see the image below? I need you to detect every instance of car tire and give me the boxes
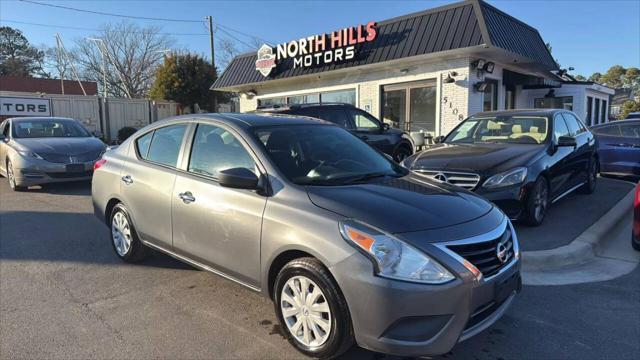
[578,157,598,194]
[392,146,412,163]
[6,160,26,191]
[109,203,149,263]
[273,257,354,359]
[523,176,549,226]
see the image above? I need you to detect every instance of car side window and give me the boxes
[346,109,380,131]
[553,115,570,142]
[0,121,9,137]
[146,124,187,167]
[315,107,352,129]
[593,125,621,137]
[135,131,154,159]
[620,124,640,138]
[188,123,256,179]
[561,113,583,136]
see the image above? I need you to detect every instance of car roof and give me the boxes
[9,116,75,122]
[159,112,334,129]
[471,109,565,118]
[255,102,354,112]
[591,119,640,127]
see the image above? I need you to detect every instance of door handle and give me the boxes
[121,175,133,185]
[178,191,195,204]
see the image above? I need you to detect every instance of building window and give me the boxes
[320,89,356,105]
[594,98,601,125]
[601,100,608,123]
[483,79,499,111]
[586,97,593,126]
[258,97,286,107]
[381,80,436,133]
[287,93,320,104]
[505,84,516,110]
[534,96,573,111]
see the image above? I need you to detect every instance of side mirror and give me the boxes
[434,135,445,144]
[382,123,390,131]
[557,136,577,147]
[92,131,104,138]
[218,167,259,189]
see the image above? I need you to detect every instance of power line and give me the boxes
[18,0,202,23]
[0,19,209,36]
[19,0,275,44]
[216,23,272,45]
[215,26,257,50]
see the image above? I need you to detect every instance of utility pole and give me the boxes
[55,35,65,95]
[87,38,108,99]
[207,15,217,112]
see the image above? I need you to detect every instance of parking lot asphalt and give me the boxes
[1,180,639,359]
[514,176,634,251]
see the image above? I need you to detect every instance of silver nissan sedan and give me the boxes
[0,117,106,191]
[92,113,521,358]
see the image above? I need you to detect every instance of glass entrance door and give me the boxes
[382,80,437,134]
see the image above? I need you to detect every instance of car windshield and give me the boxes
[254,125,406,186]
[445,116,549,144]
[12,119,90,138]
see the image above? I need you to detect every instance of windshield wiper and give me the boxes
[340,171,400,184]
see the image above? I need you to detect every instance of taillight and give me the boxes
[635,183,640,208]
[94,159,107,171]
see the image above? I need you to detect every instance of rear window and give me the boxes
[136,131,154,159]
[145,124,187,167]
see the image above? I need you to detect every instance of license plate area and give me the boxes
[66,164,85,172]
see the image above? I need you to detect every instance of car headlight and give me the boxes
[17,150,44,160]
[340,219,454,284]
[483,167,527,189]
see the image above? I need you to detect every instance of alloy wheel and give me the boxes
[533,180,548,222]
[280,275,332,348]
[111,211,132,256]
[7,161,16,190]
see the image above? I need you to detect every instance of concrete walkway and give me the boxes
[522,184,639,285]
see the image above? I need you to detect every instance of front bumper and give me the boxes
[475,184,529,220]
[11,157,96,186]
[330,237,521,357]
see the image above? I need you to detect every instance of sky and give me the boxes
[1,0,639,77]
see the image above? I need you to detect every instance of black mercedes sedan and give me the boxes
[402,109,598,226]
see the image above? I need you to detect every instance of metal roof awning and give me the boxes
[503,69,561,89]
[212,0,559,91]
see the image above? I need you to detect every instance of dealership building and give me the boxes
[212,0,613,137]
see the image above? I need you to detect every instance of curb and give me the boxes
[522,186,635,271]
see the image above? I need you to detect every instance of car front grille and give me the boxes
[412,169,480,190]
[39,150,102,164]
[446,226,515,279]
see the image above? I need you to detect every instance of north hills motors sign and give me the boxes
[255,21,378,77]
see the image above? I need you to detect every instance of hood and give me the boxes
[13,137,105,155]
[306,173,493,234]
[407,142,545,174]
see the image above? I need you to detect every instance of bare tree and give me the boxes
[217,36,262,71]
[74,21,174,98]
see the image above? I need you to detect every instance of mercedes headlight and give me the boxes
[17,150,44,160]
[340,219,454,284]
[483,167,527,188]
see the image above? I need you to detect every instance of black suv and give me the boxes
[402,109,598,226]
[257,103,414,161]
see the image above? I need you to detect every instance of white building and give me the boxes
[212,0,613,135]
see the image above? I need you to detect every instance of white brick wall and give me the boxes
[239,57,475,136]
